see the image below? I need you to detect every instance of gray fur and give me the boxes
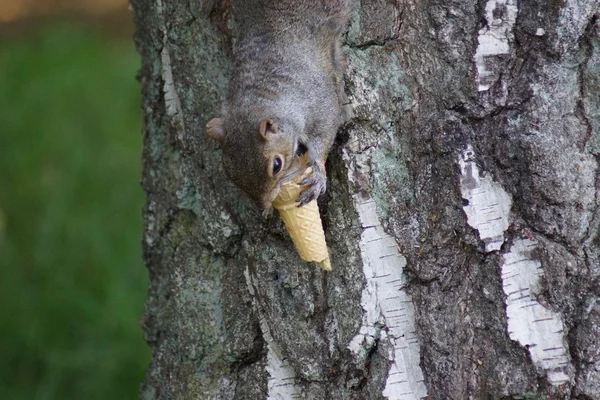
[213,0,351,209]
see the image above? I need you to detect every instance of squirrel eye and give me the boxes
[273,156,283,175]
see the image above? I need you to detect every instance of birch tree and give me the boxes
[133,0,600,398]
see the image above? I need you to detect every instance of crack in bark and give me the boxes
[230,321,266,373]
[578,16,600,248]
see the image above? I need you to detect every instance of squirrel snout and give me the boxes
[255,186,283,210]
[256,199,273,210]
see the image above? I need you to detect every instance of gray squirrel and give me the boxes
[206,0,351,209]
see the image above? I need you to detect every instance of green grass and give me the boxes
[0,22,150,399]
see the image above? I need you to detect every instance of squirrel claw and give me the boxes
[297,170,326,207]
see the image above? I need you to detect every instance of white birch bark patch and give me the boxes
[348,196,428,400]
[244,268,302,399]
[157,0,184,129]
[473,0,518,91]
[501,239,571,385]
[459,145,512,252]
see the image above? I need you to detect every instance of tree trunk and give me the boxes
[132,0,600,399]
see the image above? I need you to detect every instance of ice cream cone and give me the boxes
[273,160,331,271]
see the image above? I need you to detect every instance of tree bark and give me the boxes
[133,0,600,399]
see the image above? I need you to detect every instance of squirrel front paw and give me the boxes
[297,167,327,207]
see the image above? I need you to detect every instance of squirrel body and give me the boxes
[207,0,351,209]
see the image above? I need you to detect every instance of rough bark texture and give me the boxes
[133,0,600,399]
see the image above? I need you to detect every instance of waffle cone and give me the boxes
[273,164,331,271]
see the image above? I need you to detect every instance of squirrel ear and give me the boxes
[258,119,277,141]
[206,118,226,143]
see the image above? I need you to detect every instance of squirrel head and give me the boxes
[206,116,298,209]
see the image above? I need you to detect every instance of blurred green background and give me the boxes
[0,2,150,399]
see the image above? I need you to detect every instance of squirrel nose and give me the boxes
[257,188,281,210]
[255,198,272,210]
